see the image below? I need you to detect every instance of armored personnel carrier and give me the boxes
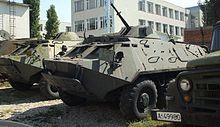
[151,22,220,126]
[42,4,207,120]
[0,32,82,99]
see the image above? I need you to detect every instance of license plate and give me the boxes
[156,112,181,122]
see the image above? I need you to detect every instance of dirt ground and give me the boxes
[0,84,126,127]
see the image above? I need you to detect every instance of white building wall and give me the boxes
[72,0,187,41]
[0,1,29,39]
[71,0,107,36]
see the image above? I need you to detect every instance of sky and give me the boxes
[14,0,204,23]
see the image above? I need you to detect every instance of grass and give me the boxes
[128,115,174,127]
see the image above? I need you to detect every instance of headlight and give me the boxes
[179,79,192,92]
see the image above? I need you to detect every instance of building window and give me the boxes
[104,16,108,28]
[87,17,98,30]
[155,4,161,15]
[169,25,174,35]
[181,27,184,36]
[101,15,113,28]
[180,12,184,21]
[175,26,179,35]
[147,2,154,14]
[100,0,104,7]
[138,0,145,12]
[110,15,113,28]
[156,22,161,32]
[148,21,154,29]
[163,24,168,33]
[169,8,173,19]
[74,0,84,12]
[66,26,71,32]
[191,15,196,28]
[75,20,85,32]
[86,0,98,10]
[139,19,146,26]
[100,16,104,28]
[162,6,167,17]
[175,10,179,20]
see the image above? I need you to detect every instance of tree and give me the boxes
[199,0,216,26]
[23,0,41,38]
[45,5,60,39]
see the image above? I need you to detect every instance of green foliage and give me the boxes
[199,0,216,26]
[23,0,41,38]
[128,116,173,127]
[45,5,60,39]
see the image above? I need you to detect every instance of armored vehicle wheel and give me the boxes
[59,89,86,106]
[39,79,59,100]
[120,80,157,120]
[8,80,32,91]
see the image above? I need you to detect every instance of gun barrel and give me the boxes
[110,3,131,35]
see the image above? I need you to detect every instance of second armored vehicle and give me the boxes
[41,4,207,120]
[0,32,82,99]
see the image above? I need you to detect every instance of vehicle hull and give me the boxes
[0,57,42,84]
[42,60,129,100]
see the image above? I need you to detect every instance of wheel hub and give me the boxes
[140,93,149,107]
[49,84,58,92]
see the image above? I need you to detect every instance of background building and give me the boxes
[71,0,187,41]
[184,1,220,47]
[186,6,203,28]
[0,0,29,39]
[214,0,220,23]
[39,20,71,38]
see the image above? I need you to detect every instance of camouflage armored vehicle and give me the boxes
[0,30,33,83]
[151,22,220,126]
[0,32,82,99]
[42,4,207,120]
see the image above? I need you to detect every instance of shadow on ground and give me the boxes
[8,102,127,127]
[0,85,47,105]
[7,101,184,127]
[0,84,195,127]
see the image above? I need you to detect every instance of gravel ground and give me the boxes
[0,84,126,127]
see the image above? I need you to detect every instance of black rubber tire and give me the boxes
[39,79,60,100]
[120,80,158,121]
[9,79,32,91]
[59,89,86,106]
